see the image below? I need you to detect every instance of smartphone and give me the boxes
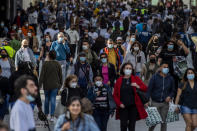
[65,110,71,121]
[137,56,141,63]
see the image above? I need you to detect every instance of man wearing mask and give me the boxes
[116,37,125,56]
[100,39,123,72]
[50,32,71,81]
[25,30,39,53]
[0,21,8,38]
[15,39,37,72]
[66,24,80,55]
[22,21,35,37]
[10,75,38,131]
[70,52,93,96]
[146,61,175,131]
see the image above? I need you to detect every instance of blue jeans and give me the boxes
[44,88,58,115]
[0,101,7,120]
[93,109,110,131]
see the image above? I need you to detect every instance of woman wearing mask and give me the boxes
[39,50,62,122]
[122,41,146,77]
[158,40,189,75]
[0,49,15,78]
[175,68,197,131]
[17,27,24,41]
[54,97,100,131]
[39,34,52,61]
[61,75,85,107]
[141,53,159,85]
[123,33,136,53]
[146,35,161,57]
[97,53,116,87]
[113,62,148,131]
[87,74,116,131]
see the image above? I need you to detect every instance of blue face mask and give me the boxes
[46,38,50,42]
[162,68,169,74]
[79,57,86,62]
[187,74,195,80]
[26,95,35,102]
[167,44,174,50]
[59,37,64,43]
[101,58,107,63]
[131,38,135,42]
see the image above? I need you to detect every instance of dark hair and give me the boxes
[130,41,142,51]
[48,50,56,60]
[67,96,82,108]
[14,75,35,98]
[0,49,9,56]
[100,53,107,58]
[120,62,135,76]
[66,96,84,118]
[160,61,169,66]
[64,75,78,88]
[182,68,197,82]
[0,122,8,130]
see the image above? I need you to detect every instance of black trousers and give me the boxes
[69,44,76,57]
[120,105,138,131]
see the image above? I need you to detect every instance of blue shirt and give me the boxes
[50,41,70,61]
[136,23,143,33]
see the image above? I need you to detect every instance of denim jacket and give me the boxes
[54,114,100,131]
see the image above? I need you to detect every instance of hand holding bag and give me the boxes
[166,101,179,123]
[145,107,162,127]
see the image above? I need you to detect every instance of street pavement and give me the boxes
[4,91,196,131]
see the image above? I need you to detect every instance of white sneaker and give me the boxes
[50,116,57,123]
[47,115,51,120]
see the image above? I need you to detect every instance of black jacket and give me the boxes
[97,63,116,87]
[0,76,9,100]
[61,87,85,106]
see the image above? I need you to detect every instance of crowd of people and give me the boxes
[0,0,197,131]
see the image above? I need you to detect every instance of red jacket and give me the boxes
[113,75,148,120]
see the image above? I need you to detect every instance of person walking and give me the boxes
[39,50,62,122]
[113,62,148,131]
[50,32,71,81]
[175,68,197,131]
[10,75,38,131]
[54,97,100,131]
[87,74,116,131]
[147,61,176,131]
[61,75,85,107]
[70,52,93,96]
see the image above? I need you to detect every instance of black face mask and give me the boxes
[23,45,28,48]
[150,58,156,63]
[1,54,7,58]
[117,42,122,45]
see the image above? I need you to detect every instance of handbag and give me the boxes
[136,88,149,104]
[166,101,179,123]
[145,107,162,127]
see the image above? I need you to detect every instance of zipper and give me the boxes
[160,77,165,102]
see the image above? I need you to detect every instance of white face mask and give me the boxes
[27,33,31,37]
[82,45,88,50]
[70,82,77,88]
[134,47,139,51]
[108,44,113,49]
[124,69,132,76]
[95,81,102,87]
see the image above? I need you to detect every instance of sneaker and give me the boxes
[50,116,57,123]
[47,115,51,120]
